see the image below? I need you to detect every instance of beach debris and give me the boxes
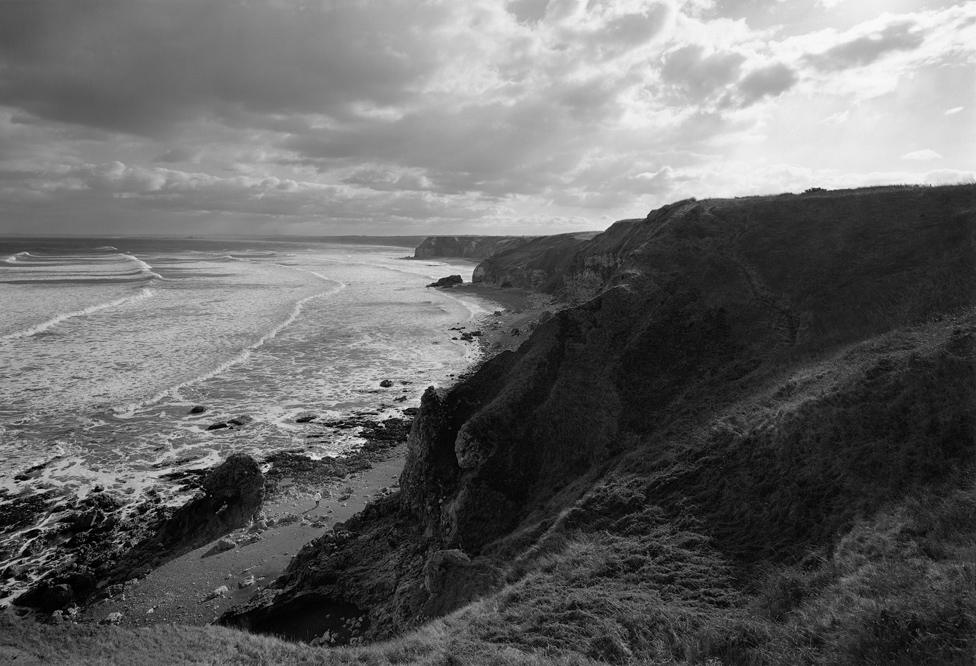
[238,575,256,589]
[204,585,229,601]
[276,513,300,527]
[203,536,237,558]
[379,379,394,387]
[189,405,207,415]
[239,533,262,547]
[101,611,123,625]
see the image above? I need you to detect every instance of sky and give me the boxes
[0,0,973,237]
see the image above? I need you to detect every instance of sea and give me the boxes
[0,237,494,602]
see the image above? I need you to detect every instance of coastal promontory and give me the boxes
[217,184,976,662]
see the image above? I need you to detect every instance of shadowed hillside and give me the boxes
[215,184,976,663]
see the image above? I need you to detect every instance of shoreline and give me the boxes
[61,281,555,629]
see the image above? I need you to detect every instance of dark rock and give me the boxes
[426,275,463,288]
[295,413,318,423]
[379,379,394,388]
[16,453,264,612]
[206,422,228,431]
[228,415,253,427]
[14,582,73,612]
[421,549,502,618]
[202,537,237,558]
[110,453,263,574]
[189,405,207,415]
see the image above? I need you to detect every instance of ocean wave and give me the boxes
[113,279,347,416]
[3,251,32,264]
[0,288,156,341]
[119,253,166,281]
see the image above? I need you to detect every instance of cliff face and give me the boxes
[222,185,976,662]
[471,231,602,292]
[412,235,536,259]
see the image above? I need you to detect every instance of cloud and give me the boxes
[0,1,972,236]
[901,149,942,161]
[0,0,446,136]
[735,62,798,105]
[660,45,746,102]
[805,20,925,71]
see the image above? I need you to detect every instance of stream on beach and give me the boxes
[0,237,494,605]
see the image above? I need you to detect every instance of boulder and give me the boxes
[189,405,207,415]
[206,422,228,431]
[104,454,263,588]
[14,582,73,613]
[421,549,503,618]
[426,275,463,288]
[379,379,394,388]
[203,537,237,558]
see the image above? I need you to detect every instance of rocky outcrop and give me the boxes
[413,236,536,259]
[221,184,976,650]
[471,230,602,293]
[426,275,463,288]
[14,454,263,612]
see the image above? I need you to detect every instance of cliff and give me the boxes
[220,184,976,663]
[471,230,602,292]
[412,235,537,259]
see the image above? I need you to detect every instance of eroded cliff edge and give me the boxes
[222,185,976,663]
[412,235,536,260]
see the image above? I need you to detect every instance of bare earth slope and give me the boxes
[217,184,976,663]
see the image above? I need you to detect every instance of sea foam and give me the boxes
[0,287,156,341]
[113,278,347,415]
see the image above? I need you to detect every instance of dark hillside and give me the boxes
[222,184,976,663]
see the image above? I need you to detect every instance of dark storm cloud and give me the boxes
[0,0,442,135]
[806,20,926,71]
